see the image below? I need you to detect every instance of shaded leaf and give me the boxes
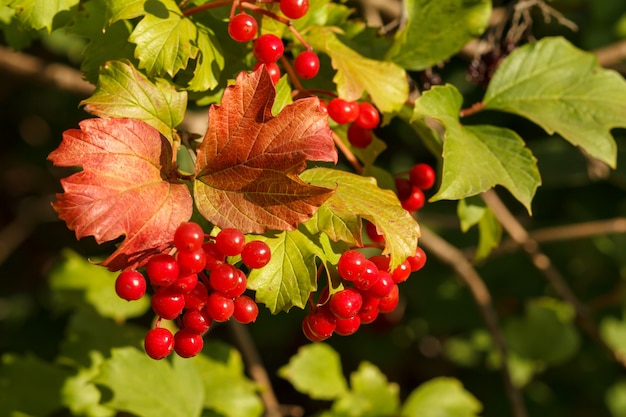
[386,0,491,70]
[246,229,324,313]
[484,36,626,167]
[310,30,408,113]
[104,0,146,24]
[81,60,187,140]
[401,377,482,417]
[49,248,150,321]
[48,118,193,271]
[186,23,224,92]
[7,0,78,31]
[95,347,204,417]
[413,84,540,213]
[301,167,420,270]
[61,352,116,417]
[194,68,337,234]
[278,343,348,401]
[457,197,502,262]
[129,0,198,77]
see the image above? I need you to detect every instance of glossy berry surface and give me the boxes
[335,315,361,336]
[327,98,360,124]
[409,163,436,190]
[353,260,379,291]
[253,34,284,63]
[365,221,384,243]
[241,240,271,269]
[171,273,198,293]
[209,263,239,293]
[280,0,309,19]
[355,102,380,129]
[378,284,400,313]
[261,62,281,85]
[177,248,206,274]
[215,228,246,256]
[182,309,212,334]
[294,51,320,79]
[146,253,179,287]
[347,123,373,148]
[174,329,204,358]
[206,292,235,322]
[144,327,174,360]
[407,247,427,272]
[151,288,185,320]
[303,307,335,340]
[391,259,411,283]
[233,295,259,324]
[184,282,209,311]
[202,241,225,270]
[228,13,258,42]
[173,221,204,252]
[329,288,363,319]
[368,270,394,298]
[115,270,146,301]
[337,250,366,281]
[400,186,425,212]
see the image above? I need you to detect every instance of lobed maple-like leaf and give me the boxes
[193,67,338,234]
[48,118,193,271]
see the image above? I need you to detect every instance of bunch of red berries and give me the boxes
[227,0,320,83]
[395,163,436,213]
[323,98,381,149]
[114,222,271,360]
[302,247,426,341]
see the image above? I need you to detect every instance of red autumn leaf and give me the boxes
[193,67,338,233]
[48,118,193,271]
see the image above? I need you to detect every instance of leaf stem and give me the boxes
[331,131,363,174]
[182,0,233,16]
[459,101,485,118]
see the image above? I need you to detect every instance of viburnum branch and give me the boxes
[279,55,305,93]
[239,2,312,50]
[459,101,485,118]
[481,189,626,369]
[418,225,528,417]
[331,131,363,174]
[182,0,233,16]
[228,321,284,417]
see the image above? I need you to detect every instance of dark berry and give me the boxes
[347,123,373,148]
[202,241,225,270]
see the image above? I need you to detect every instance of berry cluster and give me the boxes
[227,0,320,84]
[324,98,381,149]
[303,248,426,341]
[394,163,436,214]
[114,222,271,360]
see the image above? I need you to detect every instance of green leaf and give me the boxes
[0,353,71,417]
[301,167,420,270]
[61,352,116,417]
[0,5,38,49]
[193,341,263,417]
[601,310,626,360]
[96,347,204,417]
[310,30,408,113]
[606,380,626,417]
[104,0,147,24]
[386,0,491,70]
[186,23,224,92]
[246,229,324,313]
[272,75,294,115]
[7,0,78,31]
[80,60,187,139]
[330,362,400,417]
[413,84,541,213]
[278,343,348,400]
[48,249,150,321]
[505,298,581,366]
[401,377,482,417]
[484,36,626,168]
[129,0,199,77]
[457,196,502,262]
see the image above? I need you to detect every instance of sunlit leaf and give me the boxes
[401,377,482,417]
[7,0,78,31]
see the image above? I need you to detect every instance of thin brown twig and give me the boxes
[228,321,284,417]
[481,189,626,369]
[332,131,363,174]
[419,225,528,417]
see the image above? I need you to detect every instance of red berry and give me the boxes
[146,253,179,287]
[327,98,360,124]
[368,255,390,272]
[215,228,246,256]
[144,327,174,360]
[407,247,427,272]
[280,0,309,19]
[368,270,394,298]
[304,306,335,340]
[151,287,185,320]
[262,62,281,85]
[329,288,363,319]
[355,102,380,129]
[302,317,326,342]
[394,178,413,201]
[177,248,206,274]
[365,221,384,243]
[171,273,198,293]
[233,295,259,324]
[206,292,235,322]
[174,221,204,252]
[174,329,204,358]
[222,269,247,298]
[182,309,212,334]
[378,284,399,313]
[409,163,436,190]
[347,123,373,148]
[115,270,146,301]
[184,282,210,311]
[202,241,225,270]
[359,305,379,324]
[241,240,271,269]
[209,263,239,293]
[335,315,361,336]
[294,50,320,79]
[253,34,284,63]
[401,186,425,212]
[391,259,411,283]
[337,250,367,281]
[228,13,258,42]
[353,260,380,291]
